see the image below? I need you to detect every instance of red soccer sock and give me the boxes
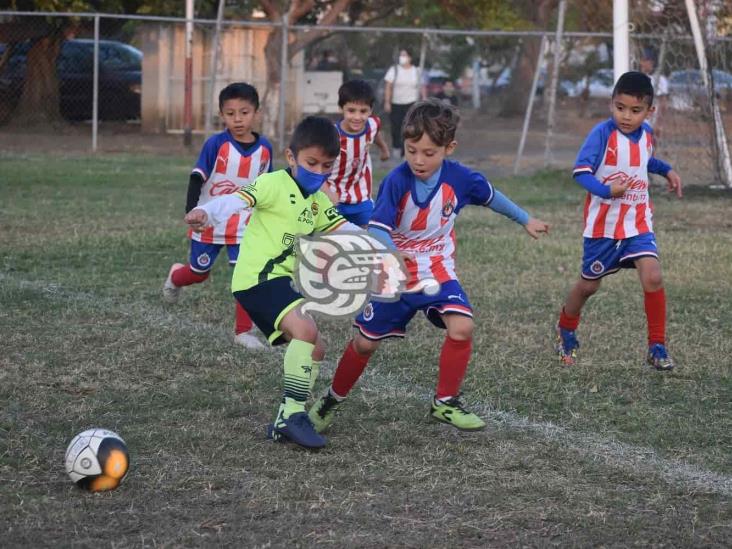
[558,307,580,331]
[234,301,253,334]
[331,340,372,398]
[436,336,472,400]
[644,288,666,345]
[171,264,209,287]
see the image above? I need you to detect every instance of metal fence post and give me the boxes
[514,34,547,175]
[183,0,194,147]
[204,0,225,137]
[544,0,566,168]
[278,13,288,150]
[92,14,99,152]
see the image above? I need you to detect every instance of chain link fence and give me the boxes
[1,2,730,183]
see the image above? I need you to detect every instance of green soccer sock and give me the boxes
[281,339,315,419]
[309,360,322,393]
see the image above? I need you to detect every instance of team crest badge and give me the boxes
[197,253,211,268]
[441,200,455,218]
[362,303,374,321]
[311,202,319,217]
[590,260,604,274]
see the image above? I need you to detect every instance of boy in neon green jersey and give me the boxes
[185,116,363,449]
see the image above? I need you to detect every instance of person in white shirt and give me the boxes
[384,49,427,157]
[640,49,668,138]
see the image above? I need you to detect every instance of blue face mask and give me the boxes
[295,164,329,195]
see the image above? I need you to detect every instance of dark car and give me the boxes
[0,38,141,121]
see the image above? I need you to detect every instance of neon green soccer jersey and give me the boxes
[230,169,346,292]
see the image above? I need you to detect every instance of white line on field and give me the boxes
[329,366,732,497]
[3,272,730,496]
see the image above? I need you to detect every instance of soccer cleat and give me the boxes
[162,263,184,303]
[308,391,342,433]
[555,324,580,366]
[272,411,326,449]
[430,394,486,431]
[647,343,674,371]
[234,331,266,350]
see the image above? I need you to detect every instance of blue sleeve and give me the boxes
[574,172,612,198]
[367,226,396,250]
[193,135,221,179]
[466,167,494,206]
[369,171,403,231]
[573,121,609,177]
[648,157,672,176]
[486,189,530,225]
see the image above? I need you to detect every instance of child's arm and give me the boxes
[185,172,205,213]
[184,192,251,232]
[648,157,682,198]
[574,172,629,198]
[374,132,391,161]
[487,189,550,239]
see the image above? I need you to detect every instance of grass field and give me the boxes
[1,152,731,547]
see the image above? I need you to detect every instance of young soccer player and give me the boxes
[308,99,550,433]
[554,71,683,370]
[162,82,272,350]
[323,79,391,226]
[184,116,365,449]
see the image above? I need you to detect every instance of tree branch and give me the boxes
[258,0,281,20]
[287,0,354,55]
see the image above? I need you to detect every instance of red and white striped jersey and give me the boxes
[370,161,494,292]
[190,131,272,244]
[575,123,654,239]
[327,116,380,205]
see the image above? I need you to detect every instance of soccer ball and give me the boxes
[64,428,129,492]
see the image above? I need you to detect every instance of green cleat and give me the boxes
[430,394,486,431]
[308,391,342,433]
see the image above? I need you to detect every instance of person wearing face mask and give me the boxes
[384,49,427,157]
[184,116,366,450]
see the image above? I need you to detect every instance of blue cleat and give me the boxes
[647,344,674,371]
[270,411,326,449]
[555,324,580,366]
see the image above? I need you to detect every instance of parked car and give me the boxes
[568,68,615,99]
[0,38,142,121]
[667,68,732,110]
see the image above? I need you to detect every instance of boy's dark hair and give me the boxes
[402,98,460,146]
[612,71,654,105]
[218,82,259,111]
[289,116,340,158]
[338,79,375,108]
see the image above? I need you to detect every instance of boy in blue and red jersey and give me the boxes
[555,71,682,370]
[309,99,550,432]
[323,79,390,226]
[162,82,273,350]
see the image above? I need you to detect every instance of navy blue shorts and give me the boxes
[581,232,659,280]
[233,276,304,346]
[189,241,239,273]
[354,279,473,340]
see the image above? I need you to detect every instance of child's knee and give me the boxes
[642,270,663,291]
[353,333,379,356]
[446,321,473,341]
[578,278,600,297]
[313,335,327,361]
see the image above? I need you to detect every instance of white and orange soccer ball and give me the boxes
[64,428,129,492]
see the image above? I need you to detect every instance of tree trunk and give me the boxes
[11,34,64,127]
[261,26,284,139]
